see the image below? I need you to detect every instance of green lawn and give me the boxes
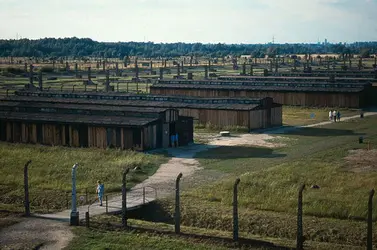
[67,216,293,250]
[0,143,168,214]
[67,216,365,250]
[68,228,232,250]
[178,116,377,247]
[283,106,361,126]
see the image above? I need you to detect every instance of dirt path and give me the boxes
[2,112,376,249]
[0,217,73,250]
[268,111,377,134]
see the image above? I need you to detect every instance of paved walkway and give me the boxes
[266,111,377,134]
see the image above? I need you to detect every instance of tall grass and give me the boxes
[0,142,168,213]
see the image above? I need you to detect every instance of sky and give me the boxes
[0,0,376,44]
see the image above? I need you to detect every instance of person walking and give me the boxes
[336,110,341,122]
[96,180,104,206]
[333,110,337,123]
[329,110,333,121]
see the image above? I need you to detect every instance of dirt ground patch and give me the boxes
[206,134,289,148]
[0,217,73,250]
[0,211,24,229]
[344,149,377,173]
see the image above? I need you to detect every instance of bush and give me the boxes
[3,67,25,75]
[39,66,54,73]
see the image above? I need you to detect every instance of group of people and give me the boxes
[329,110,341,122]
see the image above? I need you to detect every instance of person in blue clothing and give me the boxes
[96,180,104,206]
[336,110,341,122]
[175,133,179,147]
[170,134,175,147]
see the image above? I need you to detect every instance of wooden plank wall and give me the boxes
[271,106,283,127]
[249,110,266,129]
[88,126,107,148]
[165,110,179,123]
[176,117,194,146]
[151,87,362,108]
[143,125,157,150]
[0,120,170,151]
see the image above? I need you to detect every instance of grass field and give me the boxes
[143,116,377,247]
[0,143,168,214]
[282,106,361,126]
[67,216,366,250]
[68,217,291,250]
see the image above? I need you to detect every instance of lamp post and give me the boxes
[70,163,79,226]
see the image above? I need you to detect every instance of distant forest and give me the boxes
[0,38,376,59]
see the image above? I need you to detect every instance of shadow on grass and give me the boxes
[91,204,293,250]
[195,146,286,160]
[128,200,174,224]
[274,127,365,137]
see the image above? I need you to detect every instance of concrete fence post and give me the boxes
[66,192,69,209]
[122,168,130,228]
[88,67,91,82]
[269,60,273,72]
[29,64,34,87]
[367,189,375,250]
[85,211,90,228]
[75,63,78,78]
[143,187,146,204]
[135,59,139,79]
[24,160,32,216]
[38,71,43,91]
[233,178,241,242]
[175,173,183,234]
[358,58,362,71]
[159,67,163,79]
[105,70,110,92]
[297,184,306,250]
[204,66,208,79]
[70,163,79,226]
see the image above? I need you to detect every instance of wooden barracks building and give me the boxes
[0,96,193,151]
[0,91,282,151]
[150,79,374,108]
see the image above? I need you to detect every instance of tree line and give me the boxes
[0,37,376,59]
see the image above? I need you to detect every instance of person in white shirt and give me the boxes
[329,110,333,121]
[333,110,337,122]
